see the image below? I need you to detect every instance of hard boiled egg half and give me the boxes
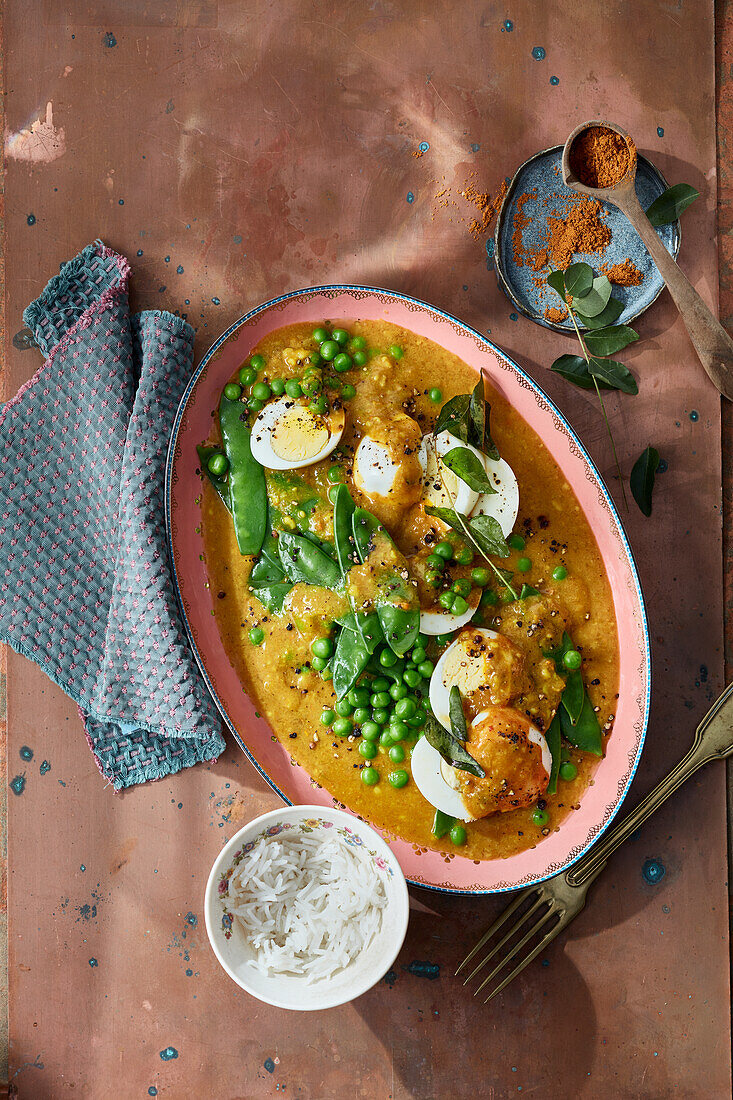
[249,396,345,471]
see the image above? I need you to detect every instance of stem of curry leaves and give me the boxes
[436,464,518,599]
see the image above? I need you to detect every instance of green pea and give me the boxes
[380,728,395,747]
[449,824,467,846]
[517,557,532,573]
[251,381,271,402]
[361,721,381,741]
[389,344,403,359]
[353,707,370,725]
[425,554,445,570]
[403,668,422,688]
[309,396,328,415]
[455,547,474,566]
[239,366,257,386]
[452,579,471,597]
[333,352,352,373]
[327,486,339,503]
[359,740,377,759]
[452,596,469,616]
[553,565,568,581]
[380,647,398,668]
[371,677,390,692]
[532,808,549,827]
[341,383,356,399]
[350,335,366,351]
[207,453,229,477]
[320,339,339,361]
[335,699,354,718]
[361,766,379,785]
[302,376,322,397]
[560,761,578,781]
[407,709,426,728]
[438,591,456,610]
[331,328,350,345]
[429,387,442,403]
[371,691,391,709]
[425,569,442,589]
[389,744,405,763]
[563,650,582,671]
[480,589,498,607]
[224,382,242,401]
[320,667,333,680]
[395,697,417,719]
[410,646,425,664]
[312,326,330,343]
[508,533,525,551]
[310,656,327,671]
[417,660,434,678]
[434,541,453,560]
[389,683,408,701]
[333,717,353,737]
[284,379,302,398]
[312,636,334,659]
[388,769,409,788]
[320,709,335,726]
[250,354,266,370]
[309,352,323,368]
[388,720,409,741]
[348,687,371,707]
[371,708,389,725]
[353,350,368,367]
[249,626,264,645]
[471,567,491,586]
[270,377,286,396]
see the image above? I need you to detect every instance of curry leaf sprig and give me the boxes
[423,686,485,778]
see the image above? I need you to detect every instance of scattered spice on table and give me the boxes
[601,259,644,286]
[430,172,507,240]
[569,125,636,189]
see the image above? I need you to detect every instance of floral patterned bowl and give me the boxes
[204,805,410,1010]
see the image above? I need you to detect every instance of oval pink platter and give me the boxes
[165,285,650,895]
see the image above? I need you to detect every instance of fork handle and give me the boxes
[566,684,733,887]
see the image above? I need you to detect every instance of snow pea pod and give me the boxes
[351,506,419,656]
[559,693,602,756]
[377,604,420,657]
[333,485,358,577]
[196,444,231,513]
[249,530,293,613]
[277,531,342,589]
[218,395,267,556]
[332,623,372,699]
[338,611,383,653]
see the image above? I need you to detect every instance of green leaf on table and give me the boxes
[584,325,639,357]
[545,712,562,795]
[550,354,594,390]
[588,356,639,395]
[563,262,594,299]
[579,296,624,330]
[560,693,603,756]
[547,270,566,298]
[630,445,661,517]
[424,715,485,778]
[443,447,496,494]
[573,275,612,318]
[645,183,699,228]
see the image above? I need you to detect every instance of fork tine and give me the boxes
[482,914,565,1003]
[462,894,548,985]
[474,905,559,999]
[455,888,535,976]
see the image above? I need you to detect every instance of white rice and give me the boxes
[225,832,388,982]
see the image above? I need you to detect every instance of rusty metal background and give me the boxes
[3,1,731,1097]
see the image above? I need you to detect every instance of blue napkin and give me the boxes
[0,242,225,788]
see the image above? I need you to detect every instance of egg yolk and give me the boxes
[439,628,530,721]
[271,406,331,463]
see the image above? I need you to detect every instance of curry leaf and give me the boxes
[583,325,639,357]
[573,275,612,318]
[550,354,595,390]
[468,514,510,558]
[579,296,624,330]
[519,583,540,600]
[424,715,485,778]
[547,270,566,298]
[442,447,496,494]
[630,445,660,517]
[588,356,638,395]
[545,712,562,795]
[468,377,486,450]
[645,183,699,228]
[563,262,594,299]
[433,394,471,443]
[449,685,469,741]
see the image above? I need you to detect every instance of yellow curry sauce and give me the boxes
[200,321,620,861]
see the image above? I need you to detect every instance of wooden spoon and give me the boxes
[562,119,733,401]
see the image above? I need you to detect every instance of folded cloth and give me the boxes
[0,241,226,788]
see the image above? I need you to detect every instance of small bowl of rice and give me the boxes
[204,805,410,1010]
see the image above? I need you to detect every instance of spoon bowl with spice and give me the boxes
[563,119,733,401]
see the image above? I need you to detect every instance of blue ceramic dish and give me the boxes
[494,145,680,332]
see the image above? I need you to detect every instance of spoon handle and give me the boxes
[614,188,733,400]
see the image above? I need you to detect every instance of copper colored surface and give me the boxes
[3,2,731,1097]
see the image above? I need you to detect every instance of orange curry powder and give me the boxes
[601,259,643,286]
[569,125,635,189]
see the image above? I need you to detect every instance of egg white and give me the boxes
[249,396,344,471]
[410,735,475,822]
[353,436,400,497]
[419,598,479,637]
[470,455,519,538]
[428,628,500,728]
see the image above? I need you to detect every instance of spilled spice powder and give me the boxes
[569,126,635,189]
[601,259,643,286]
[544,198,611,268]
[430,172,507,239]
[544,305,569,323]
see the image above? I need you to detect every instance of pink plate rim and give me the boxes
[165,284,651,895]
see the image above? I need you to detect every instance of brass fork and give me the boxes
[457,681,733,1002]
